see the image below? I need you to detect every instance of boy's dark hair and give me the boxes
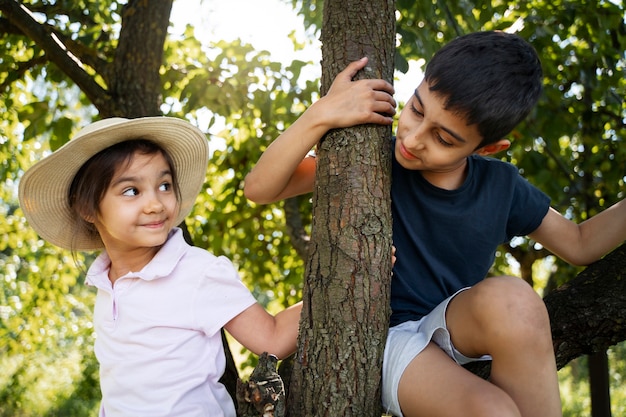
[424,31,543,148]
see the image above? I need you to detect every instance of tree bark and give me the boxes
[287,1,396,416]
[110,0,172,117]
[546,243,626,369]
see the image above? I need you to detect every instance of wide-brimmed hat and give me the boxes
[18,116,209,251]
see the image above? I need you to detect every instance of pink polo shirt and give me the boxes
[86,228,257,417]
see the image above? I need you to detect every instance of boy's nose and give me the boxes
[406,128,426,151]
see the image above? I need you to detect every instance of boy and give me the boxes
[244,31,626,417]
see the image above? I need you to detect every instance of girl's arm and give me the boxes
[224,302,303,360]
[244,57,396,204]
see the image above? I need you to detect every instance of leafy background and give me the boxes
[1,0,626,415]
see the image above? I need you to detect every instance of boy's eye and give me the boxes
[411,102,452,147]
[410,104,424,117]
[436,133,453,147]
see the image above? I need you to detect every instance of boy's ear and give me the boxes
[475,139,511,156]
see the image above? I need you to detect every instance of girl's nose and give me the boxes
[145,193,165,213]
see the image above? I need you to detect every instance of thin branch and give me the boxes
[0,0,109,108]
[283,196,311,261]
[0,53,47,93]
[53,30,114,85]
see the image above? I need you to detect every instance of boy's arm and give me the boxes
[528,199,626,266]
[244,57,396,204]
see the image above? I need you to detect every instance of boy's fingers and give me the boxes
[341,57,368,79]
[373,90,397,108]
[371,79,396,95]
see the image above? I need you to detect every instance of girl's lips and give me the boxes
[143,220,167,228]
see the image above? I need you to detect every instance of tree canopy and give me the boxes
[1,0,626,415]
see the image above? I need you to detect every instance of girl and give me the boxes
[19,116,301,417]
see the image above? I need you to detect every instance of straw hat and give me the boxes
[18,117,209,251]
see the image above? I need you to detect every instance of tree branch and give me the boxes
[0,0,109,108]
[283,197,310,260]
[0,54,46,93]
[546,243,626,369]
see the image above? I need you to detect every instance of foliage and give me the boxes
[559,340,626,416]
[0,140,98,415]
[160,28,315,300]
[0,1,315,415]
[1,0,626,415]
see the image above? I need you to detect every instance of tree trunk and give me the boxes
[589,350,612,417]
[109,0,172,118]
[287,1,396,416]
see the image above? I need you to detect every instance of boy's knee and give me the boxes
[475,277,550,338]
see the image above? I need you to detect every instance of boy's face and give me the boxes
[396,81,497,187]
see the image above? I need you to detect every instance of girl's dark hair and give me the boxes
[424,31,543,148]
[68,139,181,248]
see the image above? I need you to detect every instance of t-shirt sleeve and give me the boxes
[506,170,551,239]
[192,255,257,336]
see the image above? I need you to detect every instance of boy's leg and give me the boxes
[446,276,562,417]
[397,342,521,417]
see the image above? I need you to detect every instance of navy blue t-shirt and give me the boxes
[390,143,551,327]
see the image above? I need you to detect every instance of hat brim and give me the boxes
[18,117,209,251]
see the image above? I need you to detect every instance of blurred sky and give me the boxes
[170,0,423,103]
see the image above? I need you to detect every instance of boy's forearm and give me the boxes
[243,102,331,203]
[537,200,626,266]
[244,58,395,204]
[578,198,626,263]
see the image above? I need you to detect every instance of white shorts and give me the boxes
[381,288,491,416]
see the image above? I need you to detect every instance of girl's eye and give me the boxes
[122,187,139,196]
[159,182,172,192]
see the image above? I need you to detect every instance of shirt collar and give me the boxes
[85,227,188,287]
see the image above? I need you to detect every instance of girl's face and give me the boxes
[93,151,180,254]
